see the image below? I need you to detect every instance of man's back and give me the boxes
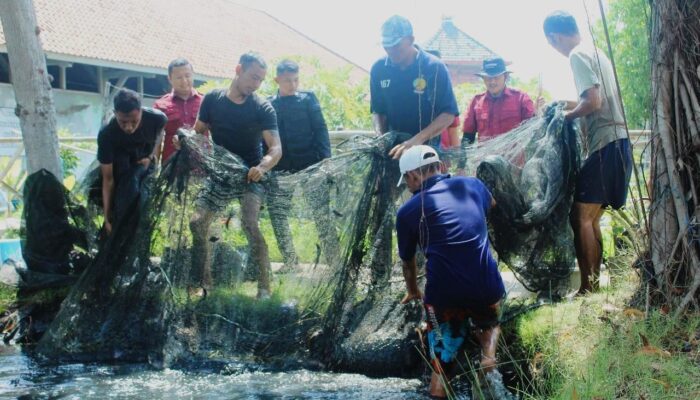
[569,46,626,155]
[396,175,504,308]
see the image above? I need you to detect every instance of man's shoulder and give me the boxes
[469,92,489,106]
[153,93,174,108]
[370,57,390,76]
[203,88,225,101]
[98,120,116,139]
[569,46,597,65]
[504,87,531,99]
[297,90,317,100]
[142,107,167,122]
[420,50,445,67]
[251,93,273,108]
[446,175,483,189]
[396,199,419,222]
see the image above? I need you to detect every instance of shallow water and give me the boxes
[0,346,427,399]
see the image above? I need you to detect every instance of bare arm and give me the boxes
[101,163,114,234]
[447,125,461,148]
[150,128,165,167]
[389,112,455,159]
[248,129,282,182]
[372,113,388,135]
[193,119,209,135]
[565,86,602,120]
[173,119,209,151]
[400,256,423,304]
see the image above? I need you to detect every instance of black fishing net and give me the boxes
[23,104,579,374]
[466,104,581,294]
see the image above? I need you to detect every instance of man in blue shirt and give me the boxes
[370,15,459,159]
[396,145,508,398]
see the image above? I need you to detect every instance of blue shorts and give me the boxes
[575,139,632,209]
[424,302,500,370]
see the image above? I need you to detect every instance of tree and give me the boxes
[592,0,652,129]
[0,0,62,179]
[649,0,700,313]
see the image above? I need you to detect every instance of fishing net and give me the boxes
[24,103,579,374]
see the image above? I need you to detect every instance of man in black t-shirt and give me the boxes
[97,88,166,235]
[189,52,282,299]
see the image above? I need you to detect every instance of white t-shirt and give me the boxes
[569,46,626,156]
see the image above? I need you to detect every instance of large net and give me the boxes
[22,104,579,374]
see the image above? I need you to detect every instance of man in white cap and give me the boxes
[396,145,510,398]
[370,15,459,159]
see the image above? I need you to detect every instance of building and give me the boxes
[0,0,367,211]
[423,17,500,85]
[0,0,367,138]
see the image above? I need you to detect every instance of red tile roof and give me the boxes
[423,17,499,65]
[0,0,367,80]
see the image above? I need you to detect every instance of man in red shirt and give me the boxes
[462,58,535,145]
[153,58,204,162]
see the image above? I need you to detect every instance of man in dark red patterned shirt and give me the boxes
[461,58,535,144]
[153,58,204,162]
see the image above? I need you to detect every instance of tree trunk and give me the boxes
[649,0,700,312]
[0,0,62,179]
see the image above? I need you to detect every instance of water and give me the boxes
[0,346,427,399]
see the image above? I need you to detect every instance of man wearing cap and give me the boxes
[396,145,509,398]
[461,57,535,146]
[543,11,632,295]
[370,15,459,159]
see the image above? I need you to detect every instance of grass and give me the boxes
[512,273,700,399]
[0,283,16,314]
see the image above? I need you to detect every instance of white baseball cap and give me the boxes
[397,145,441,187]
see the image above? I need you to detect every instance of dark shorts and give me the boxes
[424,302,501,370]
[195,178,265,213]
[575,139,632,209]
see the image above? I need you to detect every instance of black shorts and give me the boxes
[195,178,265,213]
[575,139,632,209]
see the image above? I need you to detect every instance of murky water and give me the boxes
[0,346,427,399]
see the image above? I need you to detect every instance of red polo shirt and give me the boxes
[153,90,204,162]
[462,87,535,141]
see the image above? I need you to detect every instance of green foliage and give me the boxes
[0,283,16,314]
[56,128,80,177]
[515,275,700,399]
[59,148,79,177]
[196,56,371,131]
[592,0,652,129]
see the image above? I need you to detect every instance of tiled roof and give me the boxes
[423,17,499,64]
[0,0,367,80]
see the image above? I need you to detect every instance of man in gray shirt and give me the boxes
[544,11,633,295]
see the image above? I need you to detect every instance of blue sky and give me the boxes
[235,0,608,100]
